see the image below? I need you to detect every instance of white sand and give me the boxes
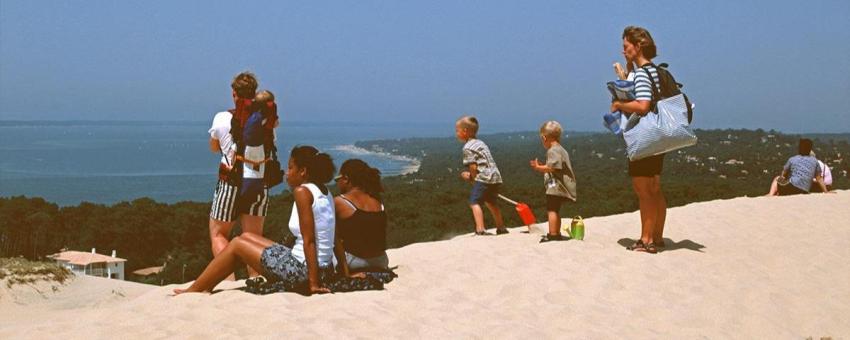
[1,192,848,339]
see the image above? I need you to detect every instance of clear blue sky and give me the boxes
[2,1,849,133]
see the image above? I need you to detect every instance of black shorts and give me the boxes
[778,182,807,196]
[546,195,569,212]
[628,153,665,177]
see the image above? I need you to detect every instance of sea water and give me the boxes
[0,121,455,205]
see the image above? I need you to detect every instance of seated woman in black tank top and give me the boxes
[332,159,389,274]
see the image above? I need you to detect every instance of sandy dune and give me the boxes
[1,192,848,339]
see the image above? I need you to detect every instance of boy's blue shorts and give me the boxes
[469,182,500,205]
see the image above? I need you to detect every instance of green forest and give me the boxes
[1,129,847,285]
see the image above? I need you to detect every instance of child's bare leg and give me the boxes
[484,201,505,229]
[470,204,486,233]
[765,176,780,196]
[174,236,266,295]
[547,210,561,236]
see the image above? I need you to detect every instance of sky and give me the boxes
[1,0,849,133]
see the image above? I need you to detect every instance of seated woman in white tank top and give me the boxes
[175,146,341,295]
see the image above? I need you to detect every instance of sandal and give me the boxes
[474,231,492,236]
[245,276,267,293]
[539,234,567,243]
[495,228,509,235]
[626,240,645,251]
[634,242,658,254]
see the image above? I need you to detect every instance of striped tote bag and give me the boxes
[622,94,697,161]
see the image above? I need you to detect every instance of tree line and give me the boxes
[1,129,847,285]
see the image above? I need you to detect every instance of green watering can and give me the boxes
[564,216,584,240]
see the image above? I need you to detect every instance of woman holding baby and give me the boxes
[610,26,667,254]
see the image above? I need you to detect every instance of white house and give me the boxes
[48,248,127,280]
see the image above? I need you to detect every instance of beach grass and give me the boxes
[0,257,72,288]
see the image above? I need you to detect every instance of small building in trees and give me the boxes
[48,249,126,280]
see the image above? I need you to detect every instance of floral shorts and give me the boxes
[259,244,334,291]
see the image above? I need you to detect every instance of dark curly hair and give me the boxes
[290,145,335,184]
[339,159,384,198]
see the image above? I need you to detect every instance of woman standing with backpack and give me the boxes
[609,26,667,254]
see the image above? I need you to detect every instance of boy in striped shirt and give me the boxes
[456,116,508,236]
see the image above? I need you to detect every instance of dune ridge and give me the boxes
[1,192,848,339]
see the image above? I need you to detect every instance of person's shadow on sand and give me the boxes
[617,238,706,253]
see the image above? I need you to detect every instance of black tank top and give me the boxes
[337,195,387,258]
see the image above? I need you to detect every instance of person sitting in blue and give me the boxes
[765,138,830,196]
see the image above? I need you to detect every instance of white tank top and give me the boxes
[288,183,335,266]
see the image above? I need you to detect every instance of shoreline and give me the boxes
[330,143,422,176]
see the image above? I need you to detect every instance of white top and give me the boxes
[289,183,336,266]
[817,160,833,186]
[243,145,265,178]
[208,111,235,166]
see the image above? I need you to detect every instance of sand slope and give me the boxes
[1,192,848,339]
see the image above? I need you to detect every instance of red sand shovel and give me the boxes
[497,194,537,230]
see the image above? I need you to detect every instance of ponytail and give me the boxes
[290,146,335,184]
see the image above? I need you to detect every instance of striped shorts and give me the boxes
[209,180,269,222]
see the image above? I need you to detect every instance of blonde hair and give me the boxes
[254,89,274,104]
[539,121,562,141]
[456,115,479,136]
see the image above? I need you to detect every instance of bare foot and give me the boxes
[172,288,189,295]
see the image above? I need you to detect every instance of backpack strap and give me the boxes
[640,64,661,112]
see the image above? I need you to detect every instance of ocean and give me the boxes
[0,121,461,206]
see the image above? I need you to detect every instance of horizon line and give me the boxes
[0,119,848,135]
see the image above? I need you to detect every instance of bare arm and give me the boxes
[611,100,651,116]
[468,163,479,181]
[815,175,830,193]
[529,159,555,173]
[209,138,221,153]
[294,186,330,295]
[333,235,350,277]
[332,197,355,277]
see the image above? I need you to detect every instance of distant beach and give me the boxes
[0,122,426,205]
[0,120,530,205]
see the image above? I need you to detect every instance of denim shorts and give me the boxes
[469,181,500,205]
[346,252,390,272]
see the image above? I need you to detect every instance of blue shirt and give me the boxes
[784,155,821,192]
